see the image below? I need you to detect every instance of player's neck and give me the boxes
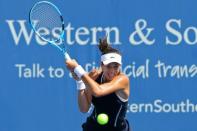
[101,73,110,83]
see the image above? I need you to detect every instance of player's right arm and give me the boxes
[73,69,101,113]
[78,88,92,113]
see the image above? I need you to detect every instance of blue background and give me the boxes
[0,0,197,131]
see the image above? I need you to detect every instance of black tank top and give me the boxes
[90,73,128,127]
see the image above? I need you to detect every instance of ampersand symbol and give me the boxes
[129,19,155,45]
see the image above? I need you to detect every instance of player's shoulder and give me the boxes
[111,73,129,88]
[119,73,129,80]
[114,73,129,83]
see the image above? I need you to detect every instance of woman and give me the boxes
[66,38,130,131]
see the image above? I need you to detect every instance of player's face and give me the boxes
[102,62,120,81]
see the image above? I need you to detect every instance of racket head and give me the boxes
[29,1,65,47]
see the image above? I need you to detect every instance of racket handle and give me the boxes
[64,52,71,60]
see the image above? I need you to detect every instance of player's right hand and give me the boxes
[65,59,79,71]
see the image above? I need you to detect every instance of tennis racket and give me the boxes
[29,1,71,60]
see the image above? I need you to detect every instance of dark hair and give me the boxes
[98,37,121,55]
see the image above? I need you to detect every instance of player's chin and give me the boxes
[106,74,115,81]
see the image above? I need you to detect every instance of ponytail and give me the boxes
[98,37,120,55]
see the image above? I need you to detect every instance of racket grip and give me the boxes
[64,52,71,60]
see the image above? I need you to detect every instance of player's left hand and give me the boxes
[70,71,80,81]
[88,68,102,80]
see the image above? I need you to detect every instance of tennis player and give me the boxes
[66,38,130,131]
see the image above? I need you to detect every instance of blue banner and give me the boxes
[0,0,197,131]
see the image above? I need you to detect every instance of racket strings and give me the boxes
[30,2,63,42]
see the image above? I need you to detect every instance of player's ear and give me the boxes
[100,62,104,67]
